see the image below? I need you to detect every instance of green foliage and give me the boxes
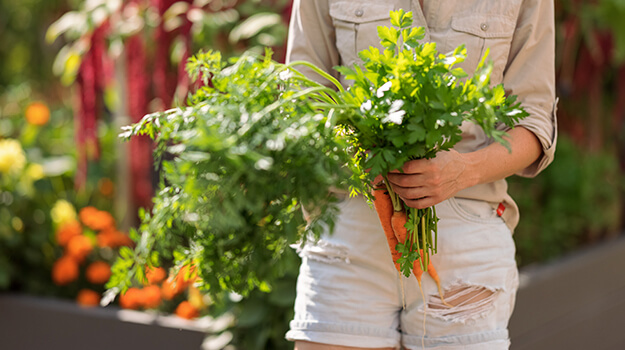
[0,0,69,88]
[333,10,528,276]
[110,49,354,300]
[0,84,117,296]
[210,250,299,350]
[510,135,623,266]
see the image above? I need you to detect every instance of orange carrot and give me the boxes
[391,210,408,244]
[413,255,424,286]
[375,188,451,307]
[426,257,453,307]
[372,187,401,271]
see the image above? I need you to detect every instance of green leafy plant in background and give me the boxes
[0,84,118,296]
[510,135,623,267]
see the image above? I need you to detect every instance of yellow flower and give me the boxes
[0,139,26,175]
[51,199,77,225]
[24,163,45,181]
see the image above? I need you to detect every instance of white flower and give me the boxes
[376,81,392,98]
[382,100,406,125]
[360,100,372,113]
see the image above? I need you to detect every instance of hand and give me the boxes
[386,150,469,209]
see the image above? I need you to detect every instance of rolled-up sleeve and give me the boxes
[285,0,340,86]
[502,0,558,177]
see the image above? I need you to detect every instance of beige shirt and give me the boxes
[286,0,558,231]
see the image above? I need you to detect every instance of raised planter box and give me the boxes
[2,236,623,350]
[0,294,232,350]
[510,235,625,350]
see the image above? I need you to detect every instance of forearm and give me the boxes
[458,126,542,190]
[387,126,542,209]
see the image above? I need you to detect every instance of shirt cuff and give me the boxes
[511,98,558,178]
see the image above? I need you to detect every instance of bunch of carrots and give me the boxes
[372,182,450,306]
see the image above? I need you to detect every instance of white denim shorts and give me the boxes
[286,195,519,349]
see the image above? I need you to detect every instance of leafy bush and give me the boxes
[510,135,623,267]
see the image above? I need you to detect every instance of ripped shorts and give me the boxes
[286,195,519,349]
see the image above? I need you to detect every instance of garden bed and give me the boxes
[0,294,233,350]
[2,235,624,350]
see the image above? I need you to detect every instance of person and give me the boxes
[284,0,557,349]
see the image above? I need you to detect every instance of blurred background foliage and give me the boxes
[1,0,625,349]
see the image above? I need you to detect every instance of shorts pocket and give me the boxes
[448,197,503,225]
[446,13,516,83]
[329,1,396,67]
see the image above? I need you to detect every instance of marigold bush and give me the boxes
[52,256,79,285]
[142,285,163,309]
[96,229,132,248]
[119,287,143,310]
[146,266,167,285]
[55,220,82,247]
[66,235,93,262]
[76,289,101,307]
[86,261,111,284]
[175,301,200,320]
[79,206,115,231]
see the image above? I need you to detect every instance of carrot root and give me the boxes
[426,260,454,308]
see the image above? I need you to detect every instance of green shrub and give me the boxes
[509,135,623,267]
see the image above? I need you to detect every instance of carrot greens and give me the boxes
[108,49,357,298]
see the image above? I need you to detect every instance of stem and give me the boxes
[427,207,434,254]
[254,86,333,124]
[433,205,438,254]
[286,61,345,93]
[383,176,403,212]
[421,212,427,271]
[414,210,421,256]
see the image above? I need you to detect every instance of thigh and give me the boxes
[400,198,519,349]
[286,196,403,349]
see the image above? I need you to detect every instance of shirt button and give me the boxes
[480,22,489,31]
[355,9,364,17]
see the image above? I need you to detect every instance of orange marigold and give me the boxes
[52,256,79,285]
[76,289,101,307]
[146,266,167,285]
[66,235,93,262]
[96,229,133,248]
[119,287,143,310]
[175,301,200,320]
[142,285,162,309]
[85,261,111,284]
[25,101,50,126]
[97,178,115,197]
[173,264,197,288]
[55,220,82,247]
[161,278,185,300]
[79,207,115,231]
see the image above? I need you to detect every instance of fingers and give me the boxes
[372,174,385,187]
[389,182,440,209]
[389,158,431,174]
[402,197,438,209]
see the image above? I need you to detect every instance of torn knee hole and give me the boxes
[427,285,498,322]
